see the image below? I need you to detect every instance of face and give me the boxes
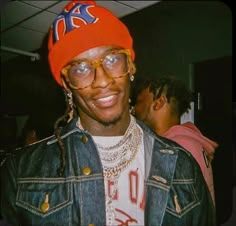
[64,46,132,126]
[134,87,155,127]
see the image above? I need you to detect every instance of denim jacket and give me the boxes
[1,118,216,226]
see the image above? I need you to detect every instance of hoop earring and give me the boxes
[130,75,134,82]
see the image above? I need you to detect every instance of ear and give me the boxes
[152,96,167,111]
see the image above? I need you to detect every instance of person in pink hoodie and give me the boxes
[132,75,218,205]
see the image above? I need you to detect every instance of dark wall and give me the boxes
[1,35,65,116]
[1,1,232,115]
[121,1,232,85]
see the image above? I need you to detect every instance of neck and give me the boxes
[154,115,180,136]
[78,112,131,136]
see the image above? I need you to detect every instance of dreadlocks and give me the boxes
[54,89,76,176]
[133,75,193,117]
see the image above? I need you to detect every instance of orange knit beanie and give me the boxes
[48,0,135,86]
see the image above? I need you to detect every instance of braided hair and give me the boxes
[133,75,193,117]
[53,89,76,176]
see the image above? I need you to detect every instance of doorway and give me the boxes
[193,56,233,225]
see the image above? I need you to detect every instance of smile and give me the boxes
[98,95,115,102]
[95,95,118,107]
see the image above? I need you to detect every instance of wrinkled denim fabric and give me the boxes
[1,118,216,226]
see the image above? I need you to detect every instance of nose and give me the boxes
[91,65,114,88]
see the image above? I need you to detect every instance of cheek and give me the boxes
[117,77,131,100]
[134,104,145,119]
[72,90,91,109]
[122,76,131,89]
[135,101,152,120]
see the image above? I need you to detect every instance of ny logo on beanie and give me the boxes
[52,2,98,43]
[48,0,134,86]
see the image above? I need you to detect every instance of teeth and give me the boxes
[98,95,114,102]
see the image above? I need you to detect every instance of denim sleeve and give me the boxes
[161,148,216,226]
[1,155,20,226]
[193,158,216,226]
[174,153,216,226]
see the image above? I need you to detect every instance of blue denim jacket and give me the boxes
[1,118,215,226]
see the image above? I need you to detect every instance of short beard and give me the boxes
[98,115,122,127]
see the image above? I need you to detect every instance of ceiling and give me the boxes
[1,0,159,63]
[0,0,160,116]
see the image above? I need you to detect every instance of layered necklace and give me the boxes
[77,115,143,225]
[77,115,142,178]
[96,115,142,178]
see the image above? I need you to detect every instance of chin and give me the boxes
[96,108,124,126]
[98,115,122,126]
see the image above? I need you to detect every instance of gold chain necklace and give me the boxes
[77,116,142,178]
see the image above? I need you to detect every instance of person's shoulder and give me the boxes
[153,134,200,178]
[0,147,20,168]
[138,119,197,170]
[157,135,193,158]
[160,135,201,177]
[137,119,192,155]
[0,135,55,167]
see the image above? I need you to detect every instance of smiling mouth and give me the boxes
[95,94,118,107]
[98,95,114,102]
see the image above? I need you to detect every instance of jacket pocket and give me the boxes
[166,179,200,218]
[16,181,73,218]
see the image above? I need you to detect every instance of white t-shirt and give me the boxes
[93,126,145,226]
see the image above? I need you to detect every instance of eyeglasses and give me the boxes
[61,49,131,89]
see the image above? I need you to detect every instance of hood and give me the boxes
[163,122,218,158]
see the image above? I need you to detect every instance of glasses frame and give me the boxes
[61,48,132,90]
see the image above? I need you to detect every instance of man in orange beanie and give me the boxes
[1,1,215,225]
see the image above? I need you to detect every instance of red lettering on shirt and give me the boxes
[139,190,146,210]
[114,208,138,226]
[108,179,118,200]
[129,170,139,204]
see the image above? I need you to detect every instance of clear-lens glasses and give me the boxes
[62,49,131,89]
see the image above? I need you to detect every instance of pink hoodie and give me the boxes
[163,121,218,205]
